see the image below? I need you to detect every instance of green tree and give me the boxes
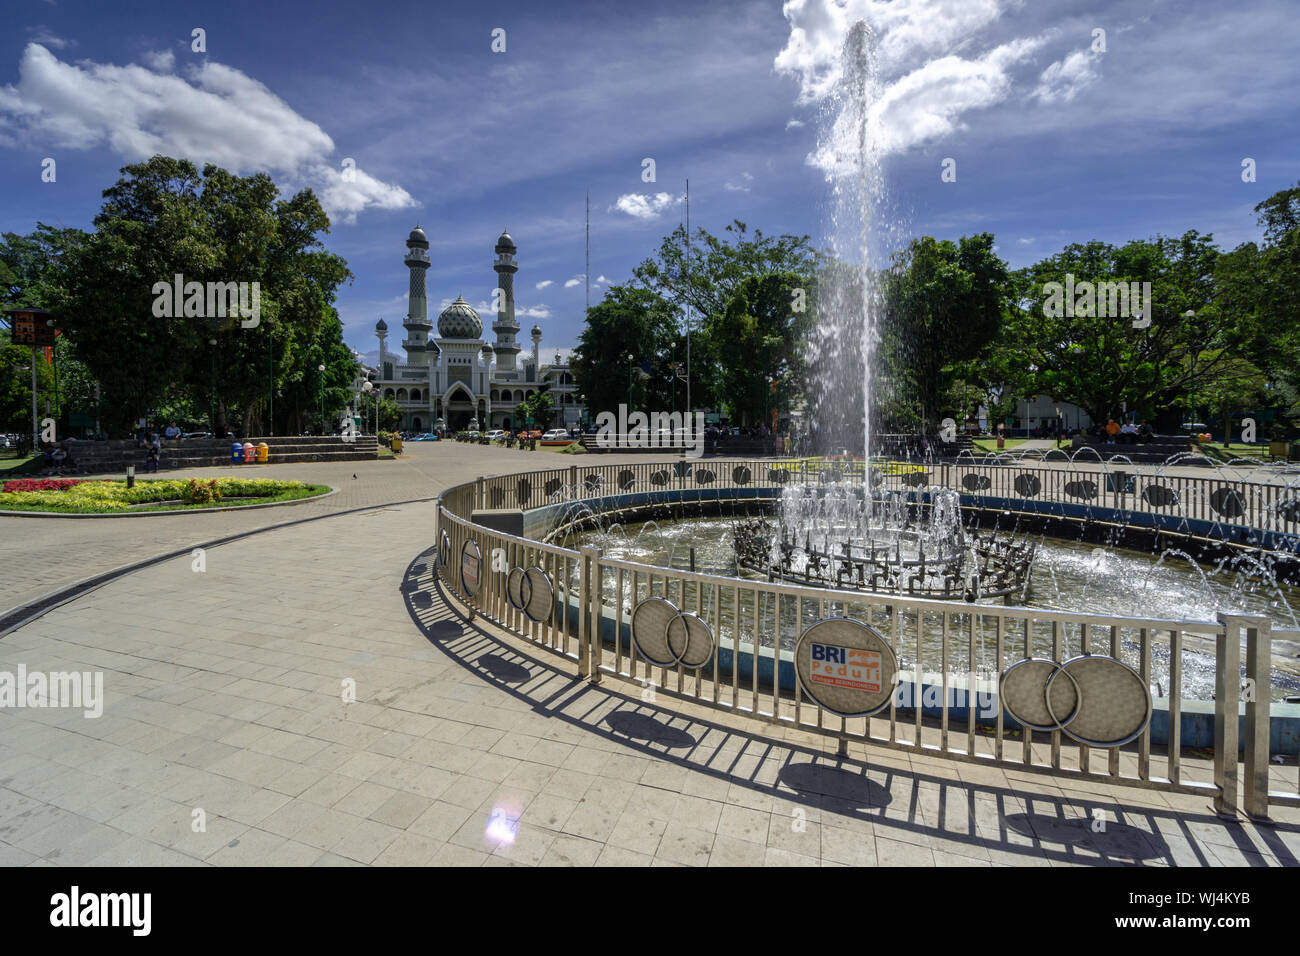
[879,233,1010,429]
[42,156,352,436]
[1183,351,1269,446]
[0,340,53,450]
[514,387,554,429]
[629,220,819,408]
[571,286,679,417]
[706,272,812,425]
[999,232,1232,428]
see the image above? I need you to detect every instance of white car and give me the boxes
[540,429,572,444]
[486,429,506,442]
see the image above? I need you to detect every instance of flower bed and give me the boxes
[2,478,90,493]
[0,477,330,513]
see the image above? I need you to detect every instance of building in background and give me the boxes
[370,228,584,432]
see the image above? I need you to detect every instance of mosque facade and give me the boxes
[370,227,583,433]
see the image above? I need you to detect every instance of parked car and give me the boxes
[540,429,572,445]
[485,429,506,442]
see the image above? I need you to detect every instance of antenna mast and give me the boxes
[685,178,691,418]
[585,192,590,319]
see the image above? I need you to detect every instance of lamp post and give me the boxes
[45,318,60,431]
[209,338,218,434]
[266,320,274,436]
[317,363,326,435]
[362,380,375,435]
[627,353,634,410]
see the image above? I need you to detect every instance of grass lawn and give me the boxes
[0,452,40,476]
[1195,442,1275,464]
[0,477,331,514]
[972,438,1027,451]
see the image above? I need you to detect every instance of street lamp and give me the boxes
[209,338,218,434]
[266,319,274,436]
[45,318,60,430]
[362,380,376,435]
[317,363,326,434]
[627,353,635,410]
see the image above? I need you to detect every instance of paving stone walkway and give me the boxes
[0,443,667,616]
[1,489,1295,866]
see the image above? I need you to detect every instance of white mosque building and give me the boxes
[370,227,583,433]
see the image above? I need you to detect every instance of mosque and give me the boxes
[369,227,583,433]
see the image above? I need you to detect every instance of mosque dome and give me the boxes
[408,226,429,246]
[495,230,516,253]
[437,295,483,339]
[375,318,387,332]
[530,324,543,339]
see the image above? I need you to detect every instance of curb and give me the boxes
[0,485,339,518]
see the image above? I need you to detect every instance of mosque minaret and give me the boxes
[369,227,582,434]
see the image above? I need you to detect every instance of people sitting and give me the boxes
[1119,421,1139,444]
[1104,418,1121,443]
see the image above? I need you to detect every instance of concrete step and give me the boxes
[50,436,380,476]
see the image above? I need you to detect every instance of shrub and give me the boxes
[183,478,223,505]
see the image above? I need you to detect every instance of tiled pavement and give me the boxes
[1,495,1296,866]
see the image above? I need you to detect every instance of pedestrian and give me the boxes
[145,431,161,473]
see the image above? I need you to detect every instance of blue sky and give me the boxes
[1,0,1296,365]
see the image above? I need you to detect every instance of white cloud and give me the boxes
[0,43,414,223]
[807,35,1046,172]
[1033,49,1102,104]
[611,191,682,219]
[141,49,175,73]
[775,0,1015,104]
[28,28,71,50]
[724,172,754,192]
[1017,237,1034,245]
[315,161,416,225]
[535,279,553,289]
[785,118,805,130]
[563,276,583,288]
[517,304,551,318]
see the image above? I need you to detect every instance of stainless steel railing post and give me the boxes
[1214,613,1244,818]
[1243,616,1273,821]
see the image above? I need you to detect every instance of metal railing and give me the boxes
[434,458,1300,818]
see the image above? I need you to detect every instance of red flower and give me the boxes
[1,478,87,493]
